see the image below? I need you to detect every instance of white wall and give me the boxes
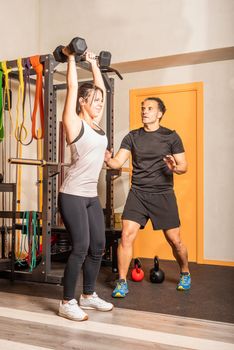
[39,0,234,62]
[112,59,234,262]
[0,0,39,60]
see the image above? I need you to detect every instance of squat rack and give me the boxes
[0,54,122,284]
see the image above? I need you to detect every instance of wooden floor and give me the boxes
[0,290,233,350]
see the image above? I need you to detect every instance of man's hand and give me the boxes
[163,155,177,172]
[163,153,187,174]
[104,148,130,169]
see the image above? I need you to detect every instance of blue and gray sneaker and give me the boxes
[112,279,129,298]
[177,273,191,291]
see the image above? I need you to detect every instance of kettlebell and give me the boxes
[150,256,165,283]
[131,258,144,282]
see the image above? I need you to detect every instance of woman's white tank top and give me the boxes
[60,120,108,197]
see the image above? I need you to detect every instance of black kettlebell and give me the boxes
[0,173,3,183]
[150,256,165,283]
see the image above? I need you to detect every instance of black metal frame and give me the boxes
[0,183,16,281]
[0,54,121,283]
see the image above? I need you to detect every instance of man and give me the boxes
[104,97,191,298]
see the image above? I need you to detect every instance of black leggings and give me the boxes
[58,192,106,300]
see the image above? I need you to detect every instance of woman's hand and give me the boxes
[62,46,74,58]
[85,51,98,66]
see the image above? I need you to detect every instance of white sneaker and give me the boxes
[58,299,88,321]
[79,292,114,311]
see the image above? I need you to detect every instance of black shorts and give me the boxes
[122,188,180,230]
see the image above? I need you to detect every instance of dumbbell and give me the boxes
[53,37,87,63]
[96,51,112,67]
[77,51,111,68]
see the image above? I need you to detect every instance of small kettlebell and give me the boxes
[131,258,144,282]
[150,256,165,283]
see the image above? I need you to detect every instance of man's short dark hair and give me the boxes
[144,97,166,116]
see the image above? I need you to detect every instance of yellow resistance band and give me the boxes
[15,58,28,142]
[37,128,43,212]
[0,63,3,141]
[16,137,22,254]
[1,61,13,134]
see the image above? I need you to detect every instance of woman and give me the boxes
[58,49,113,321]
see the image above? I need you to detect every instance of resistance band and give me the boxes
[1,61,14,134]
[15,211,28,265]
[0,64,3,141]
[15,58,28,142]
[15,211,40,271]
[19,58,33,146]
[14,58,24,252]
[30,55,44,140]
[37,128,43,214]
[15,131,23,254]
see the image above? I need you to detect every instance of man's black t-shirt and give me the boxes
[120,126,185,193]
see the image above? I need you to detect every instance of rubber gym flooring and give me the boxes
[0,259,233,324]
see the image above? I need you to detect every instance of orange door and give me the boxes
[130,83,203,262]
